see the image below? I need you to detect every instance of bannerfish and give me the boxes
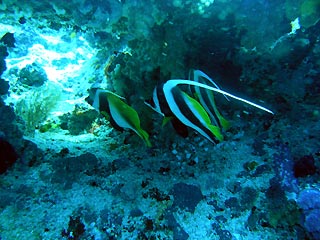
[147,71,273,143]
[145,83,189,138]
[86,88,151,147]
[189,70,230,131]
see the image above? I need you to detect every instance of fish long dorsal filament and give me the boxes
[163,80,274,115]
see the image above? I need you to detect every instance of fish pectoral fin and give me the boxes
[135,127,152,147]
[106,91,152,147]
[162,116,173,127]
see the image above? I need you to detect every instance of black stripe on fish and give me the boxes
[170,86,220,143]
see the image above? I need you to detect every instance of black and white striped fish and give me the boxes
[86,88,151,147]
[146,71,273,143]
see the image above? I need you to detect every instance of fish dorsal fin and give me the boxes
[191,70,230,130]
[162,79,273,143]
[163,80,274,115]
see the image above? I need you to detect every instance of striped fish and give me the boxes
[146,81,224,143]
[148,73,274,143]
[145,83,189,138]
[86,88,151,147]
[190,70,231,131]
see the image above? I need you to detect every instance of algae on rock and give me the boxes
[15,82,61,135]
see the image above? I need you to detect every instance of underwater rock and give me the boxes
[143,218,153,231]
[0,139,18,174]
[305,209,320,235]
[0,104,24,144]
[19,16,27,24]
[0,188,18,209]
[142,187,170,202]
[266,178,287,206]
[165,212,189,240]
[226,181,242,194]
[51,153,99,189]
[111,157,130,172]
[294,155,317,178]
[273,143,299,194]
[21,139,44,167]
[0,94,39,173]
[0,45,8,76]
[171,183,203,213]
[0,78,9,95]
[18,63,48,87]
[61,216,85,240]
[130,208,143,217]
[0,45,8,58]
[297,189,320,239]
[0,45,9,100]
[59,107,98,135]
[239,187,259,211]
[265,177,301,229]
[212,223,233,240]
[252,164,272,177]
[0,32,15,48]
[252,135,267,156]
[246,207,263,231]
[224,197,240,211]
[297,189,320,211]
[120,180,141,201]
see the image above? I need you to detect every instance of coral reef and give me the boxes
[297,189,320,239]
[0,0,319,239]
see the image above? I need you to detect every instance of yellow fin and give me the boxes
[208,125,224,141]
[182,92,224,142]
[106,91,152,147]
